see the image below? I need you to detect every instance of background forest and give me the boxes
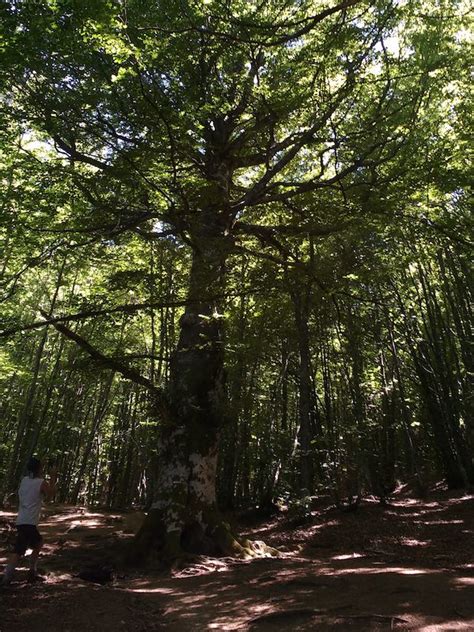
[0,0,472,521]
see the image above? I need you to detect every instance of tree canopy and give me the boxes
[0,0,471,557]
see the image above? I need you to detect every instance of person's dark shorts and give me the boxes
[13,524,43,555]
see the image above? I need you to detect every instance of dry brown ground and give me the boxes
[1,487,473,631]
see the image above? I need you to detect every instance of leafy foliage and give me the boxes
[0,0,471,508]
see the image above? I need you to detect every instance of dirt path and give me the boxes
[1,490,473,631]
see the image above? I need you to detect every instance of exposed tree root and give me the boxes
[124,509,279,568]
[342,614,408,623]
[212,521,279,559]
[248,608,325,626]
[248,609,408,629]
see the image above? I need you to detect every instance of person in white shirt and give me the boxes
[2,456,57,586]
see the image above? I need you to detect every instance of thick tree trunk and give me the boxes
[132,221,267,560]
[132,221,278,561]
[157,233,227,541]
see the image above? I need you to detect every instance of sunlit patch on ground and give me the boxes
[400,538,430,547]
[454,577,474,586]
[417,622,474,631]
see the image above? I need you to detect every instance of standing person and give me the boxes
[2,457,57,586]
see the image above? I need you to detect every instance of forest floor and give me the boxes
[1,486,473,631]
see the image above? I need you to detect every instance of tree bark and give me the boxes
[291,285,314,493]
[134,218,240,557]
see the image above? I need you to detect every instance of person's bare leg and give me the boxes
[2,553,20,585]
[28,541,44,581]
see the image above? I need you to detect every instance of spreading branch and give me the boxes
[0,286,269,338]
[40,310,163,397]
[138,1,362,47]
[235,220,350,238]
[53,136,111,172]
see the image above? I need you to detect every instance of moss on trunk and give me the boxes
[127,507,278,565]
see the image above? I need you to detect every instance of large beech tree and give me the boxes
[0,0,452,556]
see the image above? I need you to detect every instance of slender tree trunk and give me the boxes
[71,374,114,504]
[287,267,314,494]
[220,260,248,508]
[293,291,313,493]
[379,347,397,496]
[2,330,49,500]
[25,335,65,458]
[387,317,423,488]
